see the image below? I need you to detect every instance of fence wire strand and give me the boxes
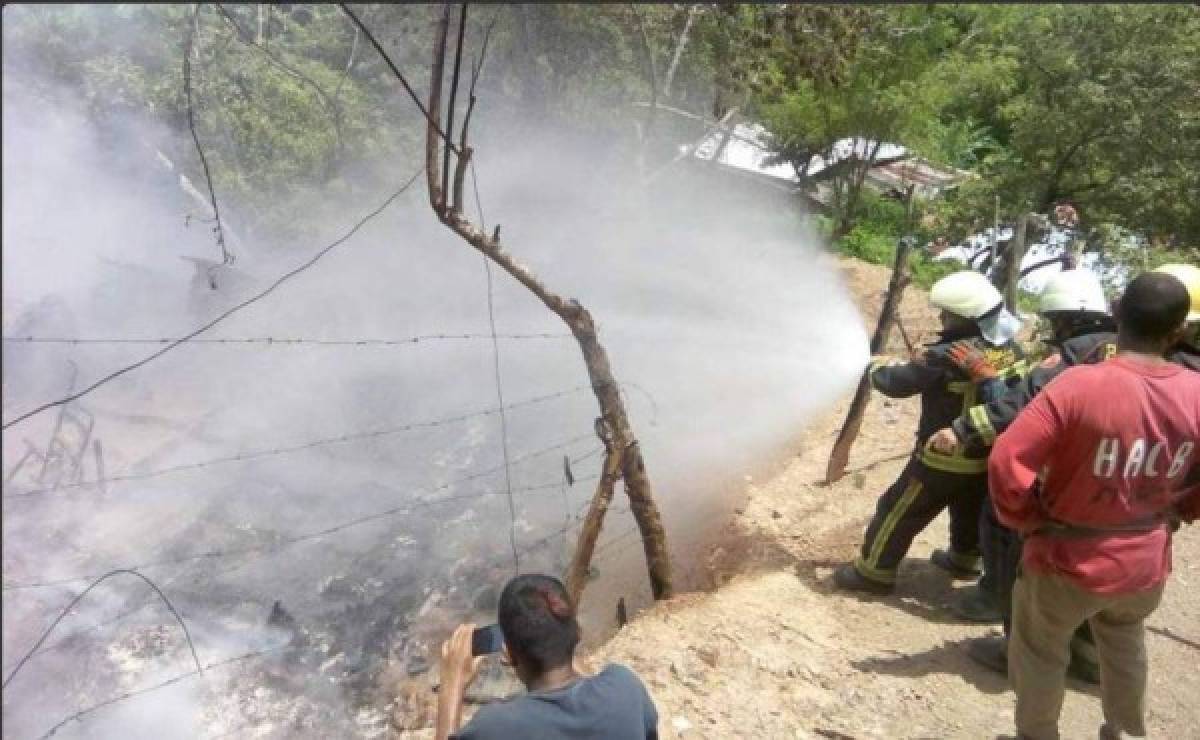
[3,439,603,592]
[5,385,591,500]
[1,166,424,431]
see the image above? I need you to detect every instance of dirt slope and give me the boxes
[591,257,1200,739]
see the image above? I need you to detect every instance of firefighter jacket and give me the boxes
[951,330,1117,456]
[1170,342,1200,372]
[870,331,1027,475]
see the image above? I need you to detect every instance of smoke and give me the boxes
[2,45,867,740]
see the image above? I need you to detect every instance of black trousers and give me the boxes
[982,500,1096,652]
[854,455,987,584]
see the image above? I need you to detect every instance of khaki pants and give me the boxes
[1009,570,1165,740]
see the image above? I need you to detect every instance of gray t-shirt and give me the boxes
[452,664,658,740]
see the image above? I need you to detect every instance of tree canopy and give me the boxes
[3,3,1197,265]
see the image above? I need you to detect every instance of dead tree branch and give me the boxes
[412,2,672,599]
[825,187,917,484]
[662,4,699,98]
[337,3,460,159]
[627,3,658,166]
[183,3,232,265]
[565,444,625,606]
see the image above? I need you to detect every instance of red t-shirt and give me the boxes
[990,355,1200,594]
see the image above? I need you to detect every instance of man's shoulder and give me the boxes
[592,663,649,690]
[453,697,533,740]
[1059,331,1117,365]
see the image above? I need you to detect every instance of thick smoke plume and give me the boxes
[2,56,867,740]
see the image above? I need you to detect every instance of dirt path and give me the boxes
[591,258,1200,739]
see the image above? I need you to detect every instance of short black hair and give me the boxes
[1116,273,1190,342]
[497,574,580,674]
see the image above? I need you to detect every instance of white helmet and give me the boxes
[1038,269,1109,316]
[930,270,1021,345]
[930,270,1004,319]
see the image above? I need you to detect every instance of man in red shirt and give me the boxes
[989,272,1200,740]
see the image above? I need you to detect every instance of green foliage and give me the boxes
[834,223,957,291]
[2,1,1196,276]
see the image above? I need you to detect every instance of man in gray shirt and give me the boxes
[435,574,658,740]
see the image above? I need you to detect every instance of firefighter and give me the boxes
[926,269,1114,683]
[834,270,1026,594]
[1155,263,1200,371]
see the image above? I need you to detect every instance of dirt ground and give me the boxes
[586,257,1200,739]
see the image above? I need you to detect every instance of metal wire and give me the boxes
[4,385,591,499]
[3,439,603,592]
[1,166,424,431]
[3,569,201,690]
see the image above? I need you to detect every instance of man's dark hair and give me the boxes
[497,574,580,674]
[1116,273,1190,342]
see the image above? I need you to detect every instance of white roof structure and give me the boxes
[691,124,909,184]
[933,224,1132,296]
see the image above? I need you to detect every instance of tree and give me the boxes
[934,5,1200,253]
[339,3,675,603]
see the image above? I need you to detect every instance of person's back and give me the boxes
[993,356,1200,593]
[989,271,1200,740]
[436,574,658,740]
[453,664,657,740]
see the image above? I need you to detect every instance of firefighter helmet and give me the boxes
[930,270,1003,320]
[1038,269,1109,317]
[930,270,1020,345]
[1153,264,1200,322]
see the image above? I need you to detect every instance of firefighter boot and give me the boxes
[930,548,983,579]
[966,633,1008,675]
[833,563,894,595]
[952,583,1002,623]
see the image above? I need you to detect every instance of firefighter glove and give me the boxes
[947,341,998,382]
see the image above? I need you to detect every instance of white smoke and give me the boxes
[2,56,867,740]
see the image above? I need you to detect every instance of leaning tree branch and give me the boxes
[627,3,659,164]
[183,3,232,265]
[337,3,460,161]
[413,2,673,599]
[565,443,624,607]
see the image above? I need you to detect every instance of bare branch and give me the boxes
[627,4,659,153]
[662,4,700,98]
[336,3,460,159]
[422,1,673,599]
[183,4,232,265]
[565,447,624,606]
[443,3,468,207]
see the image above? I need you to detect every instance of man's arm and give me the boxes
[989,382,1069,534]
[952,358,1061,454]
[435,624,482,740]
[869,356,943,398]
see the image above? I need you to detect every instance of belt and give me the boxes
[1034,516,1166,539]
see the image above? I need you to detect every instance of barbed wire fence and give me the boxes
[3,8,661,739]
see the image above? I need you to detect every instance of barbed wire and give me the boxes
[1,332,571,346]
[4,386,591,500]
[1,166,425,431]
[2,440,603,592]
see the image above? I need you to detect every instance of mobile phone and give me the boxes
[471,624,504,656]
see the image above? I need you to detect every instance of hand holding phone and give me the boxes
[471,624,504,656]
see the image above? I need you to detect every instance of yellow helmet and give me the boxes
[1153,264,1200,322]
